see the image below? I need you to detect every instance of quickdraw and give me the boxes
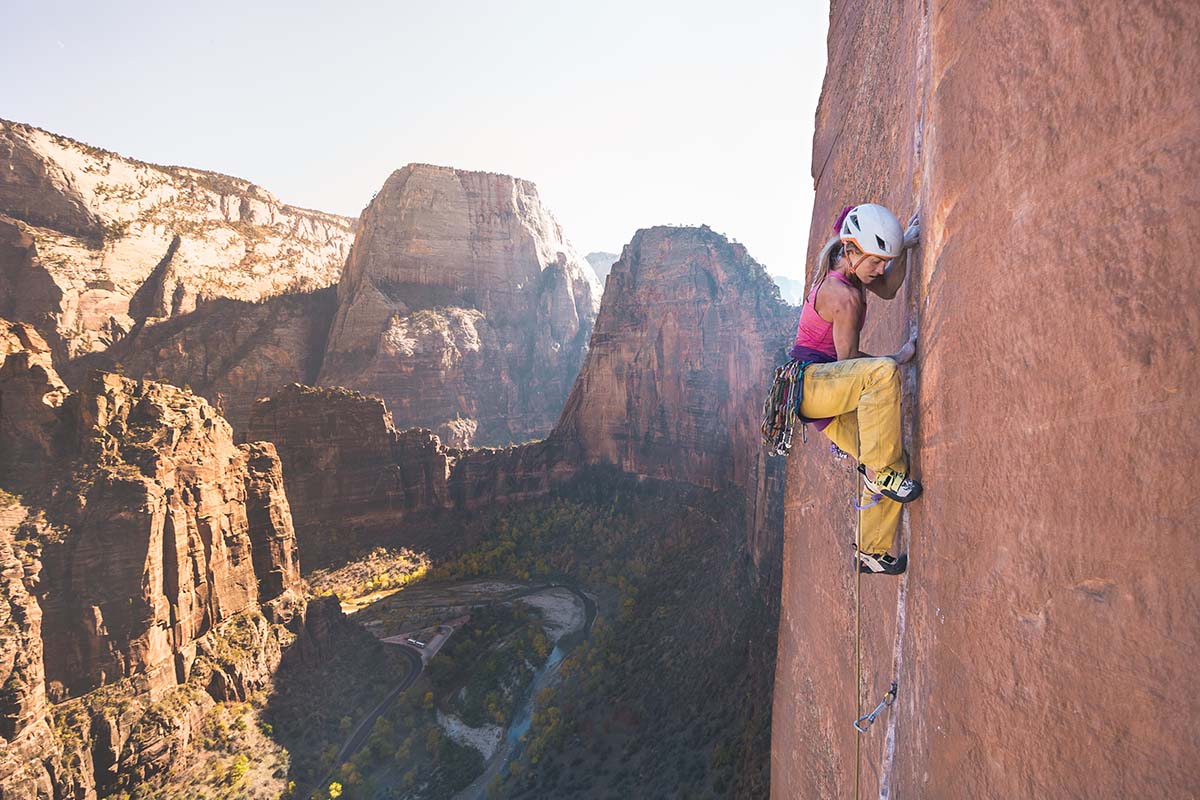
[854,681,898,734]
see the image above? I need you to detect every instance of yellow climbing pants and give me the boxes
[799,357,907,555]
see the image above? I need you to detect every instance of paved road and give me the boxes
[302,644,424,798]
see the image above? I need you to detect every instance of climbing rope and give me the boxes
[850,459,901,800]
[853,467,864,800]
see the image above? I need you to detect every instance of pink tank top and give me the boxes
[791,270,866,359]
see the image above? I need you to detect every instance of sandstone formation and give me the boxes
[31,371,302,701]
[319,163,600,447]
[260,226,793,574]
[772,2,1200,798]
[0,329,315,796]
[0,503,59,800]
[554,225,794,497]
[247,384,575,563]
[73,288,338,435]
[0,119,355,363]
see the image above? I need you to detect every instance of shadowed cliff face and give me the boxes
[69,288,339,436]
[0,119,355,363]
[319,163,601,448]
[772,2,1200,798]
[554,226,794,491]
[0,329,316,797]
[246,384,576,567]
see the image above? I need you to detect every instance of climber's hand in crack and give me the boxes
[891,335,917,365]
[902,211,920,250]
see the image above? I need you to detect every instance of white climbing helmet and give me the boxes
[839,203,903,259]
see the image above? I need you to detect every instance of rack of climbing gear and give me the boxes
[760,359,815,456]
[854,681,898,733]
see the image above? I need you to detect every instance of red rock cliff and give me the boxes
[771,3,1200,798]
[246,384,575,563]
[0,336,309,796]
[553,226,794,565]
[319,164,600,447]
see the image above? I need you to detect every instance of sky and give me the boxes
[1,1,829,279]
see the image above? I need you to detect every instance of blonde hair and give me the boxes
[809,235,846,294]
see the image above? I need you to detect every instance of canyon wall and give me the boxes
[0,328,318,797]
[254,226,792,569]
[0,119,355,363]
[246,384,575,563]
[772,2,1200,798]
[554,226,794,567]
[319,163,600,447]
[74,288,338,435]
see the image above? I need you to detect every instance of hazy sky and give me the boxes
[2,1,829,279]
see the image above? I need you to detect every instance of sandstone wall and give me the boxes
[0,338,312,796]
[553,226,794,567]
[772,2,1200,798]
[0,120,355,363]
[319,164,600,447]
[72,288,338,435]
[30,372,302,701]
[246,384,576,564]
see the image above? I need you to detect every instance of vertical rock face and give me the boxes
[246,383,574,563]
[772,3,1200,799]
[319,164,600,447]
[0,503,59,800]
[0,335,308,795]
[0,119,355,362]
[554,226,794,495]
[33,372,302,700]
[247,385,454,533]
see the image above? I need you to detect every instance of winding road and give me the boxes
[298,580,596,799]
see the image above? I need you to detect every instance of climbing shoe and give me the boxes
[858,464,923,503]
[857,551,908,575]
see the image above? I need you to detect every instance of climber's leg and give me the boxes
[800,358,920,503]
[824,413,903,557]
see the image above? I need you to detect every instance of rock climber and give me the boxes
[791,203,921,575]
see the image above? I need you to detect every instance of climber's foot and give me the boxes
[859,464,922,503]
[857,551,908,575]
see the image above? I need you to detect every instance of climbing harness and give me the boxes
[854,681,898,733]
[760,359,815,455]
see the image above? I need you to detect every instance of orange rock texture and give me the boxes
[771,2,1200,798]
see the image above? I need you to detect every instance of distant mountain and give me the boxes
[585,251,619,283]
[772,273,805,306]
